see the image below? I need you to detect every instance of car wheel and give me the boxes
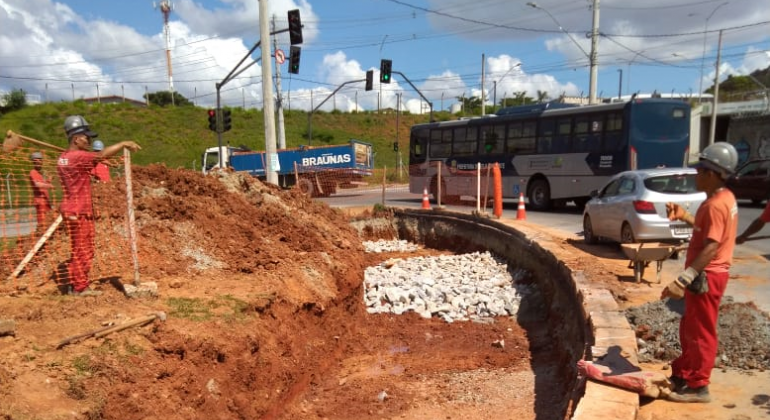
[620,222,636,244]
[583,215,598,244]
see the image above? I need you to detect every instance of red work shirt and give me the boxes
[57,150,98,215]
[29,169,51,206]
[91,163,111,183]
[685,188,738,273]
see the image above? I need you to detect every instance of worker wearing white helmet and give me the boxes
[90,140,110,183]
[662,142,739,403]
[29,150,54,232]
[57,115,141,296]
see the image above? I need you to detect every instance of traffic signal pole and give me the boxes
[211,7,296,184]
[392,71,434,122]
[307,80,365,145]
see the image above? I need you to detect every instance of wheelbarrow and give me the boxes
[620,242,688,283]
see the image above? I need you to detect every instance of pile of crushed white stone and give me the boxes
[362,240,535,323]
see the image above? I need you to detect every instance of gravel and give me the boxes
[626,297,770,370]
[362,240,536,323]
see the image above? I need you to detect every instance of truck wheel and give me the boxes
[298,178,314,196]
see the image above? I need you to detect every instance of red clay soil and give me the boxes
[0,166,569,420]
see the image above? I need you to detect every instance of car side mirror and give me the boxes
[589,189,599,198]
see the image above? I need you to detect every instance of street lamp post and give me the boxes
[699,2,728,101]
[626,51,644,95]
[617,69,622,100]
[494,62,522,109]
[527,1,599,104]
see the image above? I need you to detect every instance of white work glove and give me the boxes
[661,267,698,300]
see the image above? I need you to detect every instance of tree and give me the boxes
[144,90,193,107]
[454,95,483,115]
[1,89,28,112]
[513,91,529,106]
[536,90,550,103]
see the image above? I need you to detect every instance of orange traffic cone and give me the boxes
[516,192,526,220]
[422,187,431,210]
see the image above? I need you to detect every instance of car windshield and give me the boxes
[643,173,697,194]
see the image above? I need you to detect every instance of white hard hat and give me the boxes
[92,140,105,151]
[30,151,43,160]
[64,115,98,139]
[695,142,739,179]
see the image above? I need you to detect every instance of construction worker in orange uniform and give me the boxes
[29,151,54,233]
[662,142,739,403]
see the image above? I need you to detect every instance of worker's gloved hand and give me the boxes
[661,280,686,300]
[660,267,698,300]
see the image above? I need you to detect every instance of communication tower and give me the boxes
[154,1,174,94]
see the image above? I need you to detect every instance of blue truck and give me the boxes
[202,140,374,197]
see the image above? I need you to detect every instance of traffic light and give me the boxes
[289,46,301,74]
[222,109,232,132]
[288,9,303,45]
[365,70,373,91]
[380,59,392,84]
[207,109,217,132]
[393,142,399,152]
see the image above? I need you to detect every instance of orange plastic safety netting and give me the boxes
[0,142,136,293]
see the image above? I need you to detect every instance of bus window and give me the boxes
[430,128,452,157]
[603,112,624,152]
[537,118,556,153]
[453,127,477,156]
[481,124,505,154]
[554,117,572,153]
[574,115,602,152]
[410,128,428,162]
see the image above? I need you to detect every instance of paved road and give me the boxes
[322,187,770,312]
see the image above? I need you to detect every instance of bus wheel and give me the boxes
[583,215,598,244]
[298,178,315,196]
[527,179,551,211]
[430,178,459,205]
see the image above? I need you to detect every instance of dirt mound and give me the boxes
[626,297,770,370]
[0,166,565,420]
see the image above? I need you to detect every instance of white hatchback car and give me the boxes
[583,168,706,244]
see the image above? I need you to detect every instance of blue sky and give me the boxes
[1,0,768,114]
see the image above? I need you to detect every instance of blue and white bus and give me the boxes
[408,98,692,210]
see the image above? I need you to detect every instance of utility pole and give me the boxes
[708,29,723,146]
[272,16,287,149]
[259,0,278,185]
[588,0,600,104]
[481,53,486,116]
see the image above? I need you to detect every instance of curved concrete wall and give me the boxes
[382,208,639,419]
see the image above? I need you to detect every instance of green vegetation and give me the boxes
[166,294,250,322]
[0,101,436,171]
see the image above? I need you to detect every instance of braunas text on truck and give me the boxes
[202,140,374,197]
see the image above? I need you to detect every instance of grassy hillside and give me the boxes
[0,101,438,170]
